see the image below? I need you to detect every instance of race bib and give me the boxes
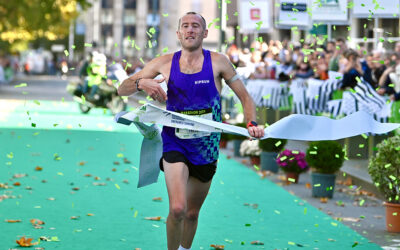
[175,109,213,139]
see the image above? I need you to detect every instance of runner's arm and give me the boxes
[217,54,264,138]
[117,56,167,98]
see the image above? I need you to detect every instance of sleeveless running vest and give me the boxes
[162,49,222,165]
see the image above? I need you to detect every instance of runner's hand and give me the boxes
[248,125,264,139]
[140,77,167,102]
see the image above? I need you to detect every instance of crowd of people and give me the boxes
[225,39,400,101]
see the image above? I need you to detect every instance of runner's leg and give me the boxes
[180,176,212,248]
[163,159,189,250]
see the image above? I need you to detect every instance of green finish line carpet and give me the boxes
[0,100,380,249]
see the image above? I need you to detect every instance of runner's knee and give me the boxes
[170,204,186,220]
[185,209,199,221]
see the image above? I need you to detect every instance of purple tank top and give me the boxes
[162,49,221,165]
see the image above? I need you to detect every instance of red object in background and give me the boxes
[250,8,261,20]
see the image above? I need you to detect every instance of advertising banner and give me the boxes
[312,0,348,23]
[238,0,272,33]
[353,0,400,18]
[277,0,311,28]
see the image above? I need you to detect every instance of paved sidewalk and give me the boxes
[221,141,400,249]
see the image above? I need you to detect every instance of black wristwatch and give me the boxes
[135,78,143,91]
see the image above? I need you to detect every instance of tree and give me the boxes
[0,0,91,47]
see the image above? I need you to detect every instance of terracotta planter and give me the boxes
[384,202,400,233]
[219,140,227,149]
[250,156,260,166]
[285,172,299,183]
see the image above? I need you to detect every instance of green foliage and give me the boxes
[258,138,287,152]
[230,122,247,140]
[0,0,91,46]
[220,132,231,141]
[368,135,400,203]
[306,141,345,174]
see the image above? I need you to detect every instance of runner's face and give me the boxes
[177,15,208,51]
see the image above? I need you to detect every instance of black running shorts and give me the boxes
[159,151,217,182]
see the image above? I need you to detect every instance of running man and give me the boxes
[118,12,264,250]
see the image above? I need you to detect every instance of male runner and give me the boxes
[118,12,264,250]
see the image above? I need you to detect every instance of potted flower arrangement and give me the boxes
[306,140,345,198]
[239,140,262,166]
[276,149,309,183]
[258,138,287,173]
[368,135,400,233]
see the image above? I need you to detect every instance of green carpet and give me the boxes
[0,100,381,249]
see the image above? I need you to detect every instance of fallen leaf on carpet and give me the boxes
[87,213,94,216]
[13,182,21,186]
[72,187,80,191]
[210,244,225,249]
[123,179,129,184]
[84,173,92,177]
[5,219,21,223]
[79,161,86,166]
[30,219,45,228]
[305,182,311,189]
[35,166,43,171]
[144,216,161,221]
[113,161,120,165]
[13,173,27,178]
[16,236,38,247]
[328,238,336,242]
[123,158,131,164]
[152,197,162,202]
[112,168,117,172]
[70,216,80,220]
[251,240,264,245]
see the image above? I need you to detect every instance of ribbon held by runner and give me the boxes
[115,103,400,187]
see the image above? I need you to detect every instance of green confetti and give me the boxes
[139,57,145,65]
[245,223,251,226]
[81,95,86,104]
[304,207,307,214]
[359,199,365,206]
[263,94,271,100]
[243,36,248,42]
[14,83,27,88]
[314,183,321,187]
[234,11,238,16]
[72,45,76,49]
[148,40,153,49]
[275,140,282,147]
[149,27,156,34]
[162,47,169,53]
[115,183,121,189]
[64,50,69,56]
[84,43,92,47]
[162,13,169,17]
[6,152,14,159]
[33,100,40,105]
[253,165,259,170]
[31,123,36,127]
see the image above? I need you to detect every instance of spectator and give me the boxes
[341,49,363,89]
[329,38,347,72]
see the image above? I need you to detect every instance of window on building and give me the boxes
[124,25,136,38]
[101,0,113,9]
[124,0,136,9]
[101,24,113,37]
[147,0,160,12]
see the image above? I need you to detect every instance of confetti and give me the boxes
[14,83,27,88]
